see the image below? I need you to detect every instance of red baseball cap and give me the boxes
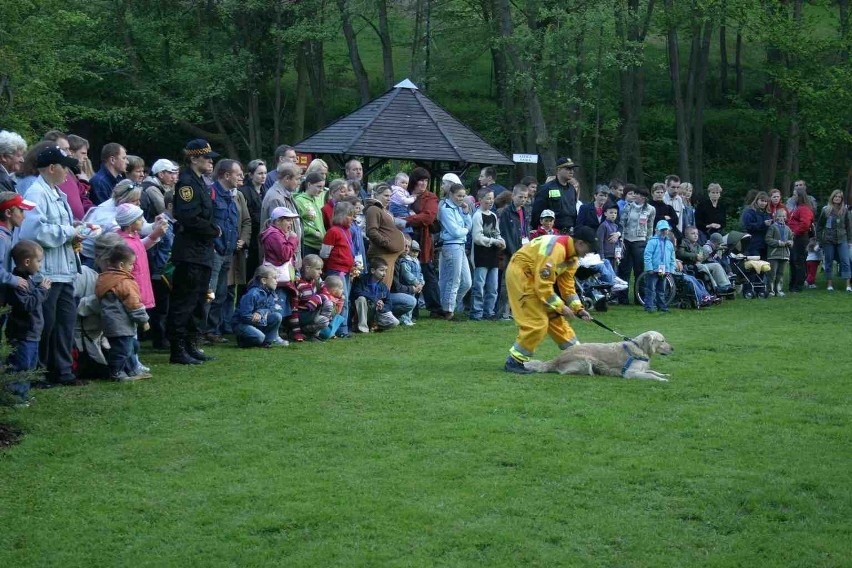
[0,194,37,212]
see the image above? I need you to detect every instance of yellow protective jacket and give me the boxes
[509,234,582,313]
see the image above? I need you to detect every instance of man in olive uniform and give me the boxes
[531,157,580,234]
[167,139,221,364]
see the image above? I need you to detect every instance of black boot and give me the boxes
[186,336,216,362]
[170,339,203,365]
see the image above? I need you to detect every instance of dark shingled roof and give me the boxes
[294,79,513,166]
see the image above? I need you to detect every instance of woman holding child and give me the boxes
[364,183,406,288]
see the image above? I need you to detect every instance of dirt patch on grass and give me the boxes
[0,423,22,449]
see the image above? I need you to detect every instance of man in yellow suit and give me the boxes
[504,227,596,374]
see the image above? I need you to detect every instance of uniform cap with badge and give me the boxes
[556,157,579,170]
[183,138,220,159]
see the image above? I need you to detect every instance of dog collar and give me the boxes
[621,342,649,377]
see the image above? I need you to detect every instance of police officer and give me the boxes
[532,157,580,234]
[167,139,221,364]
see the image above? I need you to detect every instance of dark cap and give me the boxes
[35,146,79,169]
[572,226,598,250]
[184,139,219,159]
[556,157,579,169]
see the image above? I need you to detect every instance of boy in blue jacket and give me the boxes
[643,220,679,312]
[235,265,287,348]
[351,257,399,332]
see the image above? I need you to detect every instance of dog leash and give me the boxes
[588,317,643,349]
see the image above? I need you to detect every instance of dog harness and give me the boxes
[621,342,649,377]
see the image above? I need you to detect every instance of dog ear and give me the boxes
[643,332,660,355]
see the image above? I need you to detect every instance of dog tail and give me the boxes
[523,359,555,373]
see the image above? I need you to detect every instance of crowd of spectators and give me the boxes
[0,129,849,405]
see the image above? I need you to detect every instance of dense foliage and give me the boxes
[1,0,850,205]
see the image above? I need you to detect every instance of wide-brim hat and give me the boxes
[184,139,219,159]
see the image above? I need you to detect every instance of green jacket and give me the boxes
[765,222,792,261]
[294,191,327,250]
[815,205,852,245]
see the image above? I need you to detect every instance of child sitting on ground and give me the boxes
[766,209,793,297]
[288,254,334,341]
[95,242,151,381]
[317,274,346,340]
[529,209,557,239]
[643,220,677,313]
[5,241,51,406]
[397,239,425,314]
[235,265,287,348]
[351,257,399,332]
[805,236,822,289]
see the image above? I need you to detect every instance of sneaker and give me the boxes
[827,285,834,291]
[111,372,136,382]
[847,286,852,292]
[499,315,513,321]
[504,356,533,375]
[776,290,785,297]
[401,320,415,326]
[272,337,289,346]
[134,364,151,374]
[130,371,153,380]
[807,284,817,289]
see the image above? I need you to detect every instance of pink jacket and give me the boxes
[260,225,299,266]
[118,229,155,309]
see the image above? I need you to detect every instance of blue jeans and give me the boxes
[6,339,39,399]
[389,292,417,322]
[318,314,345,340]
[821,242,851,280]
[325,271,351,335]
[107,335,138,378]
[205,253,232,334]
[471,266,498,318]
[236,311,283,347]
[438,243,471,313]
[644,272,669,311]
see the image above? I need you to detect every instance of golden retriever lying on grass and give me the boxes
[524,331,673,381]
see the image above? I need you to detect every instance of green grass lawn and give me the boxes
[1,291,851,566]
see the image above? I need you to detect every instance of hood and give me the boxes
[95,269,133,297]
[364,198,384,210]
[260,224,284,244]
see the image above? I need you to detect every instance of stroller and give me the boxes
[575,265,613,312]
[714,231,769,299]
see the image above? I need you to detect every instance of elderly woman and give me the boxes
[364,183,406,288]
[80,179,147,267]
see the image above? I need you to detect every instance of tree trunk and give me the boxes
[691,19,713,193]
[272,10,285,149]
[410,0,424,83]
[337,0,370,104]
[377,0,395,88]
[665,0,690,183]
[293,47,308,141]
[305,39,327,129]
[570,32,587,197]
[719,6,728,96]
[781,112,799,194]
[493,0,555,174]
[735,27,744,95]
[759,131,780,191]
[839,0,849,60]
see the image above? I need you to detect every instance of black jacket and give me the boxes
[532,179,577,232]
[171,169,219,267]
[7,272,47,341]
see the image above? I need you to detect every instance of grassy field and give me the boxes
[1,290,851,566]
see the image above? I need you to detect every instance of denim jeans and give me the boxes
[205,253,232,335]
[821,241,851,280]
[6,339,39,399]
[470,266,499,318]
[438,243,471,313]
[107,335,138,378]
[325,271,351,335]
[643,272,669,311]
[318,315,345,339]
[390,292,417,323]
[236,311,283,347]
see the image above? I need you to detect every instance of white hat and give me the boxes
[152,159,178,175]
[442,173,462,185]
[540,209,556,219]
[270,206,299,221]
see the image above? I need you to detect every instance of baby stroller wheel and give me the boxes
[743,290,754,299]
[760,291,769,298]
[583,297,594,311]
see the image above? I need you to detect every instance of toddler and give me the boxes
[529,209,557,239]
[766,209,793,296]
[95,243,151,381]
[643,220,677,313]
[288,254,334,341]
[388,172,415,233]
[351,257,399,332]
[317,274,347,340]
[5,241,51,405]
[805,236,822,289]
[235,265,286,348]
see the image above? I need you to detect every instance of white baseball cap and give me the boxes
[152,159,179,175]
[540,209,556,219]
[442,173,462,185]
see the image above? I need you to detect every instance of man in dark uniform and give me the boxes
[167,139,221,364]
[532,157,580,234]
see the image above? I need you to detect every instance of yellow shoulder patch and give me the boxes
[179,186,194,202]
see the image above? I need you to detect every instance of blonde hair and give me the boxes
[305,158,328,176]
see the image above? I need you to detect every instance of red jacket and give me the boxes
[321,225,354,273]
[788,204,814,237]
[405,190,438,263]
[321,200,334,231]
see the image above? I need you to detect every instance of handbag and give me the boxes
[263,260,295,284]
